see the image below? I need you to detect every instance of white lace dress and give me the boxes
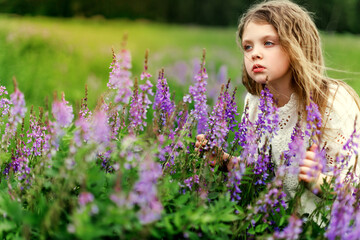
[244,84,360,216]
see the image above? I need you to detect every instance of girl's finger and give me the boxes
[299,173,314,183]
[304,151,316,160]
[309,144,318,152]
[299,166,312,174]
[300,159,321,168]
[196,134,205,141]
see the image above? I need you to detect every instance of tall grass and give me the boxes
[0,15,360,109]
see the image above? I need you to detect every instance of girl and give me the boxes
[196,0,360,217]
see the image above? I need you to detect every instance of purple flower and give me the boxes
[254,143,273,185]
[2,82,27,147]
[129,78,146,133]
[239,120,258,165]
[283,117,305,171]
[153,69,174,127]
[237,87,278,185]
[183,94,192,103]
[0,85,10,117]
[339,121,360,167]
[129,55,154,134]
[224,82,239,132]
[25,108,49,157]
[232,101,250,149]
[106,104,122,140]
[74,108,111,156]
[107,48,133,104]
[128,154,163,224]
[246,166,287,227]
[138,50,153,125]
[186,50,209,134]
[90,110,111,148]
[273,215,302,240]
[325,121,360,240]
[140,72,152,80]
[346,212,360,240]
[325,190,355,240]
[52,92,74,128]
[78,192,94,206]
[227,159,246,201]
[78,85,92,120]
[184,174,200,191]
[206,85,228,150]
[9,85,27,123]
[140,49,152,81]
[74,117,91,146]
[251,185,287,219]
[256,87,279,137]
[304,98,322,142]
[4,156,32,188]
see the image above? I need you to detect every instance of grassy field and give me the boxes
[0,15,360,109]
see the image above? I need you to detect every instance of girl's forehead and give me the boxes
[242,21,278,40]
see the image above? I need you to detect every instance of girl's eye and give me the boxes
[264,41,274,46]
[243,45,252,51]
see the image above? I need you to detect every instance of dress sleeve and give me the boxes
[322,85,360,177]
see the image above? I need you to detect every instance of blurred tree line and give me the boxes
[1,0,360,33]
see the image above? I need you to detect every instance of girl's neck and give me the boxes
[267,82,294,107]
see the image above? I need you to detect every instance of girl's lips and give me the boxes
[252,64,265,73]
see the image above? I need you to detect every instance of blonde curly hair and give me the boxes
[237,0,360,120]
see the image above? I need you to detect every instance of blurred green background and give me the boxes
[0,0,360,110]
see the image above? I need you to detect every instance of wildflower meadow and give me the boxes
[0,37,359,239]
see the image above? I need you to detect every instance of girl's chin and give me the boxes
[252,77,268,84]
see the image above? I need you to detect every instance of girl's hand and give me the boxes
[195,134,230,169]
[299,144,325,191]
[195,134,208,153]
[195,134,217,166]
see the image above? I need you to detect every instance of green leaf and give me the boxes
[255,223,268,233]
[279,216,286,227]
[207,192,219,200]
[175,193,189,206]
[253,214,262,223]
[248,227,255,235]
[221,214,239,222]
[0,221,16,232]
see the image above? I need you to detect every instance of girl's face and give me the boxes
[242,21,292,89]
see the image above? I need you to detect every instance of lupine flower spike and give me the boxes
[137,49,153,132]
[129,77,145,134]
[273,215,302,240]
[206,84,228,152]
[153,69,174,128]
[79,84,92,120]
[2,77,27,148]
[283,115,305,174]
[224,79,239,133]
[108,34,133,104]
[326,119,360,239]
[183,49,208,134]
[51,92,74,150]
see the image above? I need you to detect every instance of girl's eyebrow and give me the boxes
[242,34,279,43]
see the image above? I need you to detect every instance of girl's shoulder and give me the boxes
[327,83,359,115]
[324,82,360,133]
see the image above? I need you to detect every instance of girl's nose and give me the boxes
[251,50,263,60]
